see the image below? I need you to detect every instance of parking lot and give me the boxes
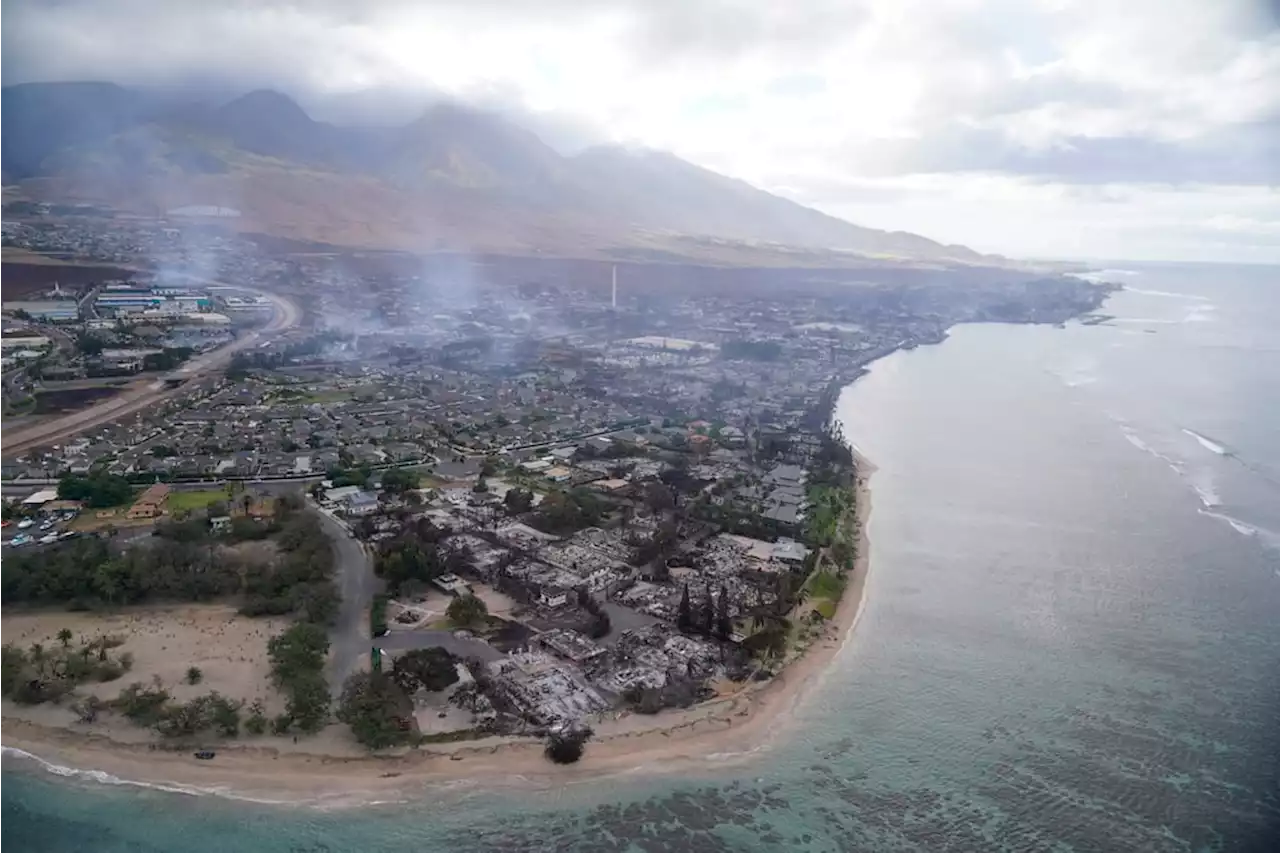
[3,508,82,549]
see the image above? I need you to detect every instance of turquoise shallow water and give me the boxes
[5,262,1279,852]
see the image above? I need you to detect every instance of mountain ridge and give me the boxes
[2,83,1007,267]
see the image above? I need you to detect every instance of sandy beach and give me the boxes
[1,458,876,806]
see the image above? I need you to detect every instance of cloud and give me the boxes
[3,0,1279,261]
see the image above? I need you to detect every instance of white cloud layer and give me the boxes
[4,0,1278,261]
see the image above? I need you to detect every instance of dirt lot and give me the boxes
[1,604,291,709]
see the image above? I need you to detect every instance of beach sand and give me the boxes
[1,460,876,806]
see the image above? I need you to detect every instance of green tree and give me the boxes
[1,645,30,696]
[267,623,331,733]
[57,629,73,648]
[380,468,420,494]
[337,671,413,750]
[715,585,732,641]
[268,623,329,682]
[446,594,488,628]
[544,726,593,764]
[29,643,46,672]
[57,472,133,508]
[503,487,534,514]
[699,583,715,636]
[186,666,203,685]
[676,584,693,633]
[285,671,331,733]
[209,693,243,737]
[245,699,268,735]
[391,647,460,693]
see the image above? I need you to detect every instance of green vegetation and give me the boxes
[57,472,133,508]
[804,485,852,547]
[812,599,837,620]
[152,692,243,739]
[446,593,488,628]
[326,465,371,489]
[337,670,413,750]
[529,488,606,534]
[302,388,354,403]
[266,622,331,734]
[239,508,339,623]
[1,635,133,705]
[379,467,420,494]
[544,726,593,764]
[3,495,336,624]
[245,699,268,735]
[807,570,846,601]
[502,487,534,514]
[372,521,470,595]
[185,666,204,685]
[389,648,460,693]
[115,681,173,725]
[721,340,782,361]
[141,347,195,372]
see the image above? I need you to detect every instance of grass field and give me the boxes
[301,389,354,403]
[165,490,231,512]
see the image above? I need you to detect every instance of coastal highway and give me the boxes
[1,288,300,458]
[315,506,380,696]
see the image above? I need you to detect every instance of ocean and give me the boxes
[5,262,1278,852]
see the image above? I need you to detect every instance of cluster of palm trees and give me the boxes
[743,571,808,660]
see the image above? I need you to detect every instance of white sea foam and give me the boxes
[1125,287,1212,302]
[1198,510,1258,538]
[1121,429,1183,474]
[1123,432,1151,453]
[1069,269,1140,283]
[1192,479,1222,508]
[1183,304,1217,323]
[1182,429,1228,456]
[1,746,295,805]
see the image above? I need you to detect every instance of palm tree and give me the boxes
[792,583,811,611]
[57,629,73,648]
[29,643,47,675]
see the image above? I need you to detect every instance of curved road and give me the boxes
[2,287,300,457]
[314,506,380,695]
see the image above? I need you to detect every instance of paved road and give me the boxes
[1,286,300,458]
[376,630,503,663]
[314,506,380,695]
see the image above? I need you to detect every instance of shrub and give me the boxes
[544,726,593,764]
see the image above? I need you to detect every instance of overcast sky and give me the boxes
[5,0,1278,262]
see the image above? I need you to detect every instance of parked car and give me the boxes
[17,519,34,529]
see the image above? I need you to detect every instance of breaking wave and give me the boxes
[1,746,293,804]
[1070,269,1140,284]
[1198,510,1258,537]
[1182,429,1229,456]
[1185,464,1223,508]
[1120,428,1184,476]
[1125,287,1212,302]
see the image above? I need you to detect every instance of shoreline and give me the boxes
[1,455,876,808]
